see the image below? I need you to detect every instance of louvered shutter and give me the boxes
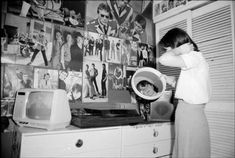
[192,1,234,158]
[192,2,234,102]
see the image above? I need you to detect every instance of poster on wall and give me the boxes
[146,44,156,68]
[108,63,131,103]
[33,67,58,89]
[85,0,153,44]
[82,60,108,103]
[2,14,31,64]
[137,43,156,68]
[83,31,104,62]
[2,63,34,99]
[50,24,84,71]
[15,19,53,67]
[7,0,86,28]
[120,39,131,66]
[128,41,138,67]
[85,0,118,37]
[106,36,122,64]
[153,0,188,18]
[58,70,82,108]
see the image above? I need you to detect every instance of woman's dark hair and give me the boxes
[158,28,199,52]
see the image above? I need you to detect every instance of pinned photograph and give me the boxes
[121,39,131,66]
[2,63,34,99]
[106,36,122,64]
[168,0,175,10]
[58,70,82,108]
[153,2,161,17]
[49,24,84,71]
[108,63,131,103]
[83,31,104,62]
[137,43,156,68]
[128,41,138,67]
[86,0,118,37]
[13,19,54,67]
[174,0,187,8]
[108,63,124,90]
[82,60,107,102]
[33,67,58,89]
[161,0,168,14]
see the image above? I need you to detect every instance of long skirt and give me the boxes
[172,100,210,158]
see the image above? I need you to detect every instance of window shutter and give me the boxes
[192,2,234,158]
[192,3,234,102]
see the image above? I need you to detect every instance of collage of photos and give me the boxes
[153,0,189,17]
[85,0,154,44]
[1,0,156,115]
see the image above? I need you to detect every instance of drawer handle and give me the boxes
[75,139,83,148]
[153,147,158,154]
[153,130,159,137]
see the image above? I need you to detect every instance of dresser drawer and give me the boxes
[20,128,121,157]
[121,139,174,158]
[122,123,174,145]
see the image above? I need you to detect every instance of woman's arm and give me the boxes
[158,51,186,68]
[160,74,176,87]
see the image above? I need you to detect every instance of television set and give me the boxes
[13,89,71,130]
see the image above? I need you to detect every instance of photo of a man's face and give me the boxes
[98,9,110,26]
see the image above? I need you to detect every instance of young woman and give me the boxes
[158,28,211,158]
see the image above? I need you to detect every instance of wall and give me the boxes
[1,0,156,116]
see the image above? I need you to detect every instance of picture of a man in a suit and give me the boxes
[90,63,100,96]
[86,2,118,37]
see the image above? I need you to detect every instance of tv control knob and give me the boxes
[75,139,83,148]
[153,129,159,137]
[153,147,158,154]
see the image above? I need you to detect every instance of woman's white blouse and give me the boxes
[175,51,211,104]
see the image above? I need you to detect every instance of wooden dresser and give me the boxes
[11,122,174,158]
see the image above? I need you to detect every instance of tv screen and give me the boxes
[26,91,53,120]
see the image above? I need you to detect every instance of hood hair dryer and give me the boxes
[131,67,174,121]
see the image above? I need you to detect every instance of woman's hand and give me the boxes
[161,74,176,87]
